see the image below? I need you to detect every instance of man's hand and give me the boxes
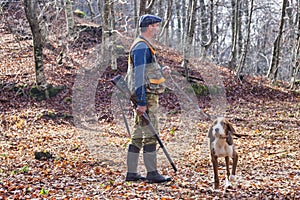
[136,105,147,116]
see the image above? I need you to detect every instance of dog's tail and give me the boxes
[232,132,248,138]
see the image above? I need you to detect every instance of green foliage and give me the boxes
[170,127,177,135]
[48,85,64,97]
[30,85,64,101]
[63,96,72,103]
[72,143,79,151]
[21,165,29,173]
[192,83,224,96]
[29,86,43,100]
[294,79,300,84]
[74,9,86,18]
[192,83,209,96]
[47,111,56,119]
[39,188,49,195]
[11,169,18,175]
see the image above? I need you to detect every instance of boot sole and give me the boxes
[146,177,172,183]
[125,177,146,182]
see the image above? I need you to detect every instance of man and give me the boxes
[125,14,171,183]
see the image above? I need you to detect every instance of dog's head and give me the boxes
[208,117,236,143]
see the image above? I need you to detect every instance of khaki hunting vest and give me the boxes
[125,37,165,95]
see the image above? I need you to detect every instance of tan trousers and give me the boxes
[131,93,159,149]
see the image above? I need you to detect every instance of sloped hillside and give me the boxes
[1,8,300,199]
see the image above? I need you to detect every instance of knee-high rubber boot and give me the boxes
[143,144,171,183]
[125,144,145,181]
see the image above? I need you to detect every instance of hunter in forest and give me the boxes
[124,14,172,183]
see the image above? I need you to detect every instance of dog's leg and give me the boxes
[225,156,230,178]
[225,156,232,188]
[211,153,219,190]
[230,151,238,182]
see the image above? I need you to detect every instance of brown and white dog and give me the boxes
[208,117,240,190]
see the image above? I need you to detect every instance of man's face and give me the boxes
[149,23,160,37]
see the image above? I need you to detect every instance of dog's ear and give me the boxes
[207,126,215,142]
[226,120,241,138]
[227,121,235,134]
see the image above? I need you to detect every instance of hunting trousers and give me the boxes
[131,93,159,149]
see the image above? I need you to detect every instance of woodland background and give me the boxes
[0,0,300,199]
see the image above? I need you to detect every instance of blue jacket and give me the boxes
[131,37,153,106]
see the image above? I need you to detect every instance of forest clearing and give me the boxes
[1,1,300,199]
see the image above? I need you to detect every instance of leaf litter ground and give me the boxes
[1,18,300,199]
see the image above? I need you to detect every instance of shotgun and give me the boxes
[111,75,177,173]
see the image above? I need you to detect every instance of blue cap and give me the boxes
[139,14,162,27]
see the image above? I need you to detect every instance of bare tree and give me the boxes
[199,0,214,60]
[267,0,288,81]
[97,0,103,23]
[236,0,254,78]
[174,1,183,48]
[110,0,116,30]
[64,0,74,36]
[135,0,155,35]
[103,0,110,35]
[85,0,96,21]
[139,0,155,15]
[23,0,47,89]
[17,0,300,87]
[291,0,300,89]
[177,0,186,48]
[159,0,173,45]
[182,0,197,81]
[229,0,239,70]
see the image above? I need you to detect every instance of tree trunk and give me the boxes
[146,0,155,13]
[291,0,300,89]
[97,0,103,23]
[236,0,254,78]
[180,0,186,47]
[267,0,288,81]
[23,0,47,88]
[86,0,96,22]
[137,0,156,35]
[199,0,208,43]
[139,0,147,15]
[103,0,110,34]
[229,0,239,70]
[110,0,116,30]
[182,0,197,81]
[175,1,182,46]
[200,0,214,60]
[64,0,74,36]
[100,0,117,70]
[237,0,243,57]
[159,0,173,45]
[133,0,138,28]
[158,0,164,18]
[139,0,155,15]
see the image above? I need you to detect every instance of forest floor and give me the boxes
[1,9,300,199]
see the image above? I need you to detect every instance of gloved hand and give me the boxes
[136,105,147,116]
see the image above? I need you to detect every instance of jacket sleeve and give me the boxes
[132,42,152,106]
